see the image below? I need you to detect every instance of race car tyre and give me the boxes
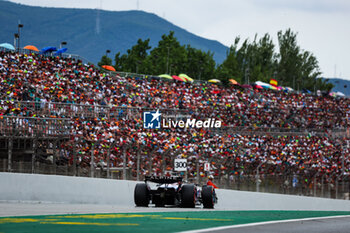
[134,183,149,207]
[202,185,214,208]
[181,184,196,208]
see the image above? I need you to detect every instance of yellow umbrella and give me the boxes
[208,79,221,83]
[179,73,194,82]
[159,74,173,79]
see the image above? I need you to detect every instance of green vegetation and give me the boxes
[0,0,227,65]
[103,29,333,91]
[0,1,333,91]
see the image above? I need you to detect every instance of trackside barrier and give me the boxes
[2,172,350,211]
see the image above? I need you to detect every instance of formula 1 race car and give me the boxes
[134,176,217,208]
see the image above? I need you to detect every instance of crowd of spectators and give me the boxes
[1,51,350,186]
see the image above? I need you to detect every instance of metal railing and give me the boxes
[0,116,71,138]
[1,100,346,135]
[0,101,110,119]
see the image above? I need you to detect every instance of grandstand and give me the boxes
[1,50,350,199]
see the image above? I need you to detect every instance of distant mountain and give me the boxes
[0,0,228,64]
[326,78,350,96]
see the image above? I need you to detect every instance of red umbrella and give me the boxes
[172,75,186,82]
[242,84,253,89]
[102,65,116,72]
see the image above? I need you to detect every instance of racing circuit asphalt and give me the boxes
[2,202,350,233]
[182,216,350,233]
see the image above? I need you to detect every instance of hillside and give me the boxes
[0,0,228,64]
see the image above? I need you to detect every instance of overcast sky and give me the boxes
[9,0,350,79]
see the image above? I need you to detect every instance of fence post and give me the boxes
[314,172,319,197]
[72,140,76,176]
[107,141,115,179]
[90,142,95,178]
[136,147,140,181]
[148,147,157,176]
[53,140,57,175]
[336,174,343,199]
[8,137,13,172]
[256,162,265,192]
[196,153,200,184]
[336,177,339,199]
[123,145,127,180]
[32,137,37,174]
[136,145,144,181]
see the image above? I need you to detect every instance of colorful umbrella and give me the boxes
[179,73,194,82]
[54,48,67,55]
[336,91,345,97]
[172,75,187,82]
[255,81,270,87]
[24,45,39,52]
[40,46,57,54]
[0,43,15,50]
[242,84,253,89]
[159,74,173,79]
[208,79,221,83]
[102,65,116,72]
[229,79,238,85]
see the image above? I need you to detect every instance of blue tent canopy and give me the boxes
[40,46,57,54]
[54,48,67,55]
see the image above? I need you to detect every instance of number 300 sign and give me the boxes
[174,159,187,171]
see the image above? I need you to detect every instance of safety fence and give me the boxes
[1,100,346,136]
[1,158,349,200]
[1,101,110,119]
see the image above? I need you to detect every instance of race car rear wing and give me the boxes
[145,176,182,184]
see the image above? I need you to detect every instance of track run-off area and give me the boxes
[1,211,350,233]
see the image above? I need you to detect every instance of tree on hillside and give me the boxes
[217,34,276,84]
[114,38,151,73]
[98,28,332,91]
[216,37,242,83]
[276,29,301,87]
[184,45,216,80]
[98,55,112,67]
[147,31,187,75]
[276,28,333,91]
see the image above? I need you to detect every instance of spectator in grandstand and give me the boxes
[1,50,350,184]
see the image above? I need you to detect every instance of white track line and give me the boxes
[179,214,350,233]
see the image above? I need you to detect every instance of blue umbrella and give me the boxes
[0,43,15,50]
[54,48,67,55]
[40,46,57,54]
